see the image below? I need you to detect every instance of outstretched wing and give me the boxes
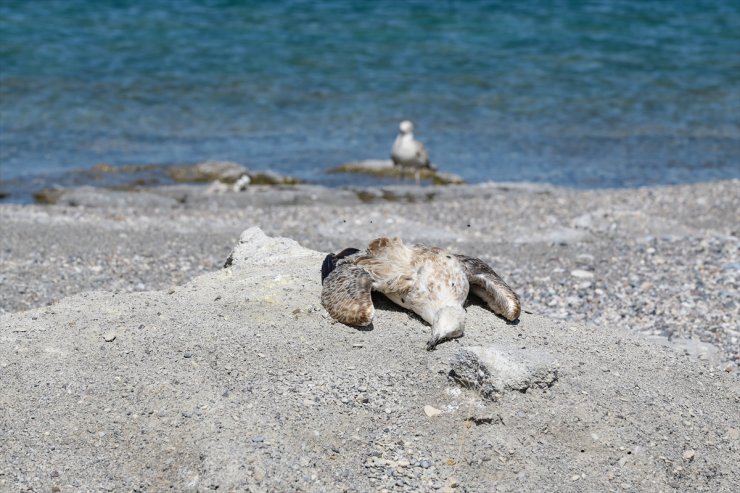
[456,255,521,321]
[415,142,431,168]
[321,262,375,326]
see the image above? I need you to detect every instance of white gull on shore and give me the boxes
[391,120,433,184]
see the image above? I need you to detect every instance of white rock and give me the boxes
[449,345,558,400]
[424,405,442,417]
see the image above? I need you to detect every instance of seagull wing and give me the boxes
[415,141,431,167]
[321,261,375,326]
[455,255,521,321]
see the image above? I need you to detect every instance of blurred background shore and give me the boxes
[1,0,738,199]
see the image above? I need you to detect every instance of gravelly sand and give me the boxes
[1,226,738,492]
[2,180,738,370]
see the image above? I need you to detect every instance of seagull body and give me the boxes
[321,237,521,349]
[391,120,432,184]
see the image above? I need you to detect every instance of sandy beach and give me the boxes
[2,180,738,366]
[1,180,739,492]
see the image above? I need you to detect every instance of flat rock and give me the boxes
[168,160,249,184]
[424,405,442,417]
[44,187,179,208]
[448,345,558,400]
[328,159,464,185]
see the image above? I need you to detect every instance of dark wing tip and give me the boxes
[321,248,360,283]
[321,254,336,283]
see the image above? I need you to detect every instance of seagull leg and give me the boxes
[415,169,421,186]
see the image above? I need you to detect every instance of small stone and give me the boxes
[52,487,61,493]
[424,405,442,417]
[254,466,265,481]
[420,460,431,469]
[103,332,116,342]
[183,352,192,358]
[571,474,581,481]
[571,269,594,279]
[398,459,410,468]
[682,449,695,461]
[447,476,458,487]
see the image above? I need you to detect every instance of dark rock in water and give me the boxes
[168,160,249,184]
[449,345,558,400]
[43,187,179,209]
[327,159,464,185]
[248,170,301,185]
[168,160,300,186]
[90,163,159,174]
[32,188,65,205]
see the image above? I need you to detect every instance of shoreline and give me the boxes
[2,159,740,205]
[1,179,738,371]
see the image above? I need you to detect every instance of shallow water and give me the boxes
[1,0,739,197]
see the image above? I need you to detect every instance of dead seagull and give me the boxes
[391,120,434,184]
[321,237,521,350]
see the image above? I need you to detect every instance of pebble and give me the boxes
[570,269,595,279]
[682,449,695,461]
[424,405,442,417]
[103,332,116,342]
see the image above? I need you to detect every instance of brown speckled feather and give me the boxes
[455,255,521,321]
[321,263,374,326]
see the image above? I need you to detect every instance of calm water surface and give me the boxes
[1,0,739,197]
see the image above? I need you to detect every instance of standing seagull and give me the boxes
[391,120,434,184]
[321,237,521,350]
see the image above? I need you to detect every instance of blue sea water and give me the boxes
[1,0,739,196]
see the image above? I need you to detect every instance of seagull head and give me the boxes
[427,306,465,350]
[399,120,414,134]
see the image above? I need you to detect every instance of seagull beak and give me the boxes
[426,337,439,351]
